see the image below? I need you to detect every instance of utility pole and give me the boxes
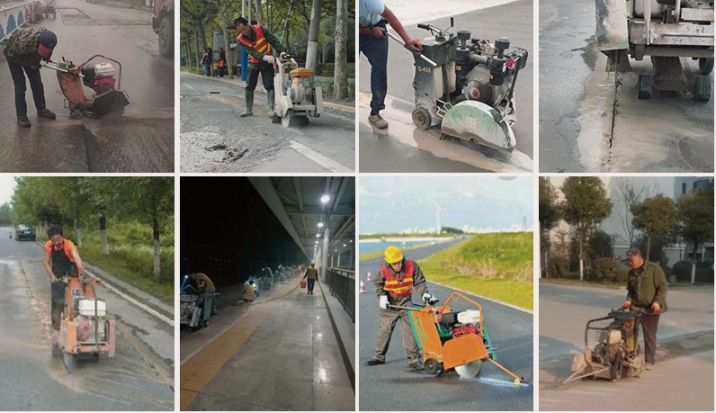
[305,0,321,70]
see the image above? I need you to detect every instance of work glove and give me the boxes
[279,51,288,60]
[623,301,632,309]
[422,292,438,305]
[379,295,388,310]
[263,54,276,64]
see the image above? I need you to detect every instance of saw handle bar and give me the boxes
[583,308,642,348]
[385,30,438,67]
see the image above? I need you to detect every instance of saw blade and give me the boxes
[455,361,482,379]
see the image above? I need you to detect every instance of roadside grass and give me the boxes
[419,232,533,310]
[62,222,174,304]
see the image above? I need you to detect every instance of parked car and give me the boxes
[152,0,173,58]
[15,225,36,241]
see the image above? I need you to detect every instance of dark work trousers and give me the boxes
[51,280,65,330]
[246,62,274,92]
[359,21,389,116]
[641,313,660,364]
[6,55,47,117]
[307,278,316,294]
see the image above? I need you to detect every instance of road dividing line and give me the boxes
[86,270,174,326]
[290,140,352,172]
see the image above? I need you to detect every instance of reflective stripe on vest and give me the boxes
[237,24,272,65]
[381,259,415,297]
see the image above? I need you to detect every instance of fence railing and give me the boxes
[324,267,355,322]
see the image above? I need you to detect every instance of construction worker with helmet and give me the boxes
[233,16,287,119]
[365,245,436,368]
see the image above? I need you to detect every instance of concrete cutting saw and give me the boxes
[42,55,129,119]
[564,308,646,383]
[389,291,524,384]
[388,18,528,157]
[272,53,323,128]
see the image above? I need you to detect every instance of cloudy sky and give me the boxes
[0,176,16,205]
[359,176,533,234]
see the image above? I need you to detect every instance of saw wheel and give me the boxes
[455,360,482,379]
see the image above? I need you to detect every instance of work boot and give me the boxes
[38,108,56,119]
[368,113,389,129]
[645,362,654,371]
[267,90,280,122]
[365,359,385,366]
[240,90,254,117]
[408,358,422,370]
[17,116,31,128]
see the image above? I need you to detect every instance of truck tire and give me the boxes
[698,58,714,75]
[637,74,652,100]
[158,15,173,58]
[694,76,711,103]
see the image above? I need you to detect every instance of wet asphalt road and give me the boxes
[539,281,714,410]
[359,240,533,411]
[0,227,174,410]
[359,0,534,172]
[539,0,714,172]
[180,73,355,173]
[0,0,174,172]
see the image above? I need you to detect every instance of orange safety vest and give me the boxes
[381,259,415,298]
[44,239,76,261]
[237,24,272,65]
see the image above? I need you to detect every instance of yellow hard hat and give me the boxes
[384,245,404,264]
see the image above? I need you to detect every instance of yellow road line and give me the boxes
[180,280,299,410]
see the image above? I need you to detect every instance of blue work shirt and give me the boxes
[359,0,385,27]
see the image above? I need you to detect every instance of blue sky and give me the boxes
[359,176,533,234]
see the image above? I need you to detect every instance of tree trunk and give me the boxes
[334,0,348,99]
[254,0,263,24]
[194,30,201,70]
[75,219,82,249]
[152,213,161,281]
[544,250,549,278]
[305,0,321,70]
[579,234,584,281]
[222,27,233,79]
[99,214,109,256]
[199,19,208,50]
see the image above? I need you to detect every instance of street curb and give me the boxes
[427,279,534,314]
[181,71,356,114]
[85,263,174,325]
[318,280,355,390]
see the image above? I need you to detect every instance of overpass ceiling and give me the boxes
[250,177,355,258]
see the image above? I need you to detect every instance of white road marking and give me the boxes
[290,140,353,172]
[86,270,174,327]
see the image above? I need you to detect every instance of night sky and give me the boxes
[181,177,307,287]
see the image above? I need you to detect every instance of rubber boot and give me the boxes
[267,90,280,123]
[240,90,254,117]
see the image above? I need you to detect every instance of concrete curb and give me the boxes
[181,70,356,114]
[318,280,355,388]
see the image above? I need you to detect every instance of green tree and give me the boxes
[539,178,562,277]
[561,177,612,280]
[117,178,174,281]
[0,203,12,226]
[677,186,714,283]
[631,194,678,261]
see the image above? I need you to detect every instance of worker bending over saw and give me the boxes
[359,0,422,130]
[189,272,218,325]
[234,16,287,119]
[366,245,436,369]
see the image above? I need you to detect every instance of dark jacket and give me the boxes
[4,27,46,68]
[304,267,318,280]
[626,261,668,312]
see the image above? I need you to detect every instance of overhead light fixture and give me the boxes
[317,222,324,228]
[320,194,330,204]
[343,244,346,247]
[316,234,320,238]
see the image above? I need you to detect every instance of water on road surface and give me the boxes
[539,0,713,172]
[359,241,533,411]
[0,0,174,172]
[359,0,534,172]
[539,281,714,410]
[0,227,174,410]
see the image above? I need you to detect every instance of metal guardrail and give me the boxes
[325,267,355,322]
